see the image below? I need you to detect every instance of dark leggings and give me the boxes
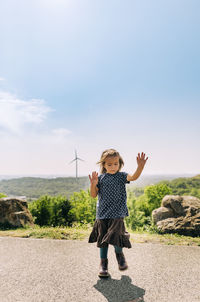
[100,245,122,259]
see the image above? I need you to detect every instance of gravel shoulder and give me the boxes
[0,236,200,302]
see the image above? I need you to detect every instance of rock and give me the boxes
[152,195,200,236]
[152,206,174,224]
[0,197,34,228]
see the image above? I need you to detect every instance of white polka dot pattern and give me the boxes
[96,172,130,219]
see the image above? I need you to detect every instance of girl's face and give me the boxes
[104,156,120,174]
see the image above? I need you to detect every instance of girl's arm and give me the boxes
[127,152,148,182]
[89,171,99,198]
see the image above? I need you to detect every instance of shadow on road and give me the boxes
[94,275,145,302]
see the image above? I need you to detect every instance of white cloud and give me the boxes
[0,91,52,134]
[0,91,76,174]
[0,77,5,81]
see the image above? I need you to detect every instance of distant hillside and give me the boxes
[0,174,196,201]
[0,177,90,201]
[129,174,194,187]
[159,174,200,198]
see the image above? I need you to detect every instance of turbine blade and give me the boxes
[77,157,84,161]
[69,159,76,164]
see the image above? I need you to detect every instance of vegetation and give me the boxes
[1,174,200,243]
[0,177,90,200]
[0,224,90,240]
[29,195,76,226]
[28,190,96,227]
[69,190,96,224]
[0,174,186,200]
[159,174,200,198]
[0,193,6,198]
[27,183,173,232]
[125,183,172,231]
[0,225,199,246]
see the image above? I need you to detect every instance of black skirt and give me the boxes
[88,217,132,248]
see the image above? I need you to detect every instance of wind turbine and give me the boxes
[69,150,84,178]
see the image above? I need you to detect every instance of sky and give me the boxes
[0,0,200,177]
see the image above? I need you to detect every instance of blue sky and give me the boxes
[0,0,200,176]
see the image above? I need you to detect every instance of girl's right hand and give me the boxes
[89,171,98,186]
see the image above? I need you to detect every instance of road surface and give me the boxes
[0,236,200,302]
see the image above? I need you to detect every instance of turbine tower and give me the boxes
[69,150,84,178]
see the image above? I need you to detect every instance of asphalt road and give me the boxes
[0,236,200,302]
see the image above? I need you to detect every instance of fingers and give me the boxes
[138,152,145,159]
[89,171,98,181]
[92,171,98,177]
[140,152,147,158]
[137,152,148,161]
[140,152,145,159]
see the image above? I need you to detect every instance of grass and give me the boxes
[0,224,90,240]
[0,224,200,246]
[127,229,200,246]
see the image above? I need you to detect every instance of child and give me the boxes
[88,148,148,278]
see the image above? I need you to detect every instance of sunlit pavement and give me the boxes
[0,237,200,302]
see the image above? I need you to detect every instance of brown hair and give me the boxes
[97,148,124,174]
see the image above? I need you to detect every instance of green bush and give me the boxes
[126,191,148,230]
[126,184,172,231]
[29,195,74,226]
[68,190,96,224]
[28,190,96,227]
[125,209,148,231]
[51,196,75,226]
[0,193,7,198]
[29,195,53,226]
[144,183,172,214]
[135,194,150,216]
[28,184,172,230]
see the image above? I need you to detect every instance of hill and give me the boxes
[0,177,90,201]
[159,174,200,198]
[0,174,196,201]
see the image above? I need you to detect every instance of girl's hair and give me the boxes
[97,148,124,174]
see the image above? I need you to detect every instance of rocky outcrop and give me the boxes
[152,195,200,236]
[0,197,34,228]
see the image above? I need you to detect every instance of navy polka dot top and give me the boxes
[96,171,130,219]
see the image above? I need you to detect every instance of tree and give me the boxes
[29,195,74,226]
[144,183,172,214]
[29,195,52,226]
[69,190,96,224]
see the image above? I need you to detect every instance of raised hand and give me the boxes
[89,171,99,186]
[136,152,148,169]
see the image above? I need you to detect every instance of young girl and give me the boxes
[88,149,148,278]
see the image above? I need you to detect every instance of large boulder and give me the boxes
[0,197,34,228]
[152,195,200,236]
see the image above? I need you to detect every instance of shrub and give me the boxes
[126,191,149,230]
[144,183,172,214]
[0,193,7,198]
[126,184,172,231]
[29,195,74,226]
[29,195,52,226]
[68,190,96,224]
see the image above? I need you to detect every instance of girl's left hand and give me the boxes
[137,152,148,169]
